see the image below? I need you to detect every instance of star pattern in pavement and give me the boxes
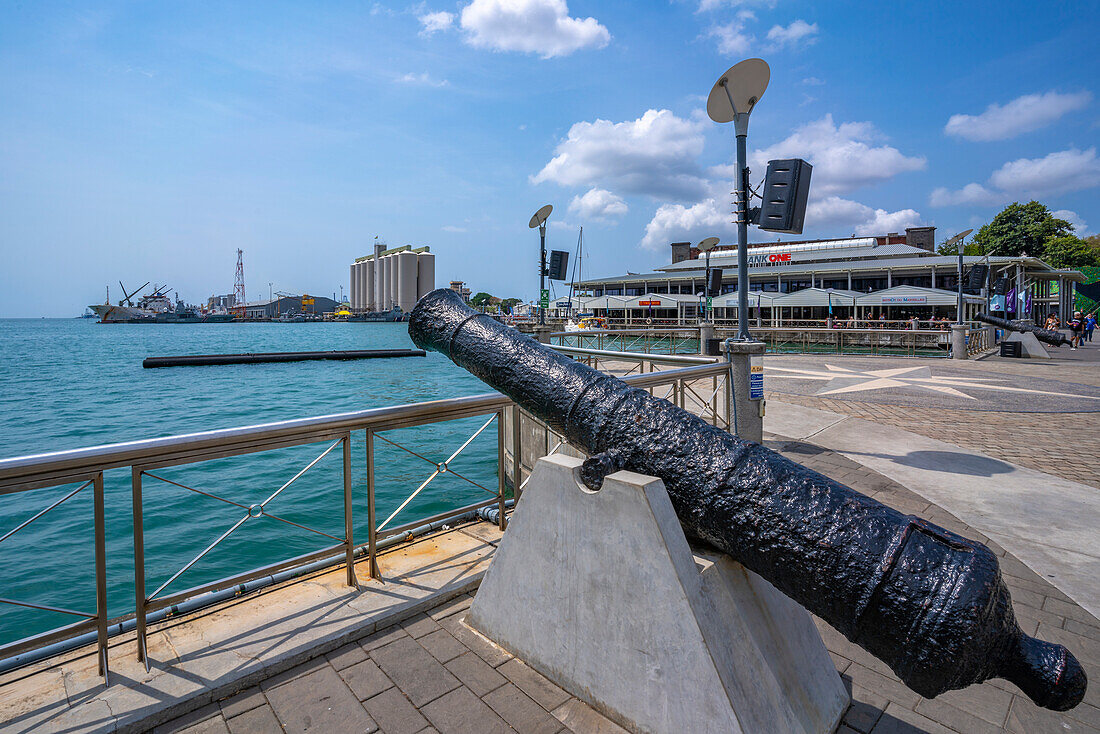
[766,364,1100,401]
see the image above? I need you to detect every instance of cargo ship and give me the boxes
[91,283,234,323]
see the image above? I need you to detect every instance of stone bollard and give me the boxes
[532,325,554,344]
[722,340,765,443]
[699,322,716,356]
[950,324,968,360]
[910,317,919,332]
[826,316,834,329]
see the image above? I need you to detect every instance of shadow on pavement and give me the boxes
[859,450,1015,477]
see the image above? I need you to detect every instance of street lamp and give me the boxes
[707,58,770,341]
[944,229,974,324]
[528,204,553,325]
[698,236,720,323]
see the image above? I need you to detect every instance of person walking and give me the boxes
[1086,312,1097,343]
[1068,311,1084,350]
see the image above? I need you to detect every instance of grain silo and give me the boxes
[381,254,392,310]
[373,243,385,311]
[363,259,374,313]
[388,253,400,311]
[416,252,436,301]
[396,251,419,312]
[350,264,359,310]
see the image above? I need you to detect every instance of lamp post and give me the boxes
[529,205,553,325]
[944,229,973,325]
[707,59,770,341]
[698,237,719,323]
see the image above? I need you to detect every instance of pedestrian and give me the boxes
[1086,312,1096,343]
[1068,311,1084,350]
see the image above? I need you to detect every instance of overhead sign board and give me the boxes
[746,252,793,267]
[556,300,572,308]
[638,300,662,306]
[882,295,926,304]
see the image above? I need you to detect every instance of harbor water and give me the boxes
[0,319,499,648]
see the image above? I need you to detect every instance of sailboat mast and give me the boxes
[568,226,582,301]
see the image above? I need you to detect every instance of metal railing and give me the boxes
[0,361,730,677]
[550,329,701,355]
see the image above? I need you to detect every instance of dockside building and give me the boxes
[564,227,1084,324]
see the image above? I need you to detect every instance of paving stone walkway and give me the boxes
[156,594,628,734]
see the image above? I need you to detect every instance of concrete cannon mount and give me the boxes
[467,455,849,734]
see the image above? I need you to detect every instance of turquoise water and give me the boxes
[0,319,499,648]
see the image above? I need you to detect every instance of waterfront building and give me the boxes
[449,280,472,303]
[567,228,1085,325]
[242,294,339,319]
[349,245,435,314]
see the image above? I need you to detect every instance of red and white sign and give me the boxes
[638,300,662,306]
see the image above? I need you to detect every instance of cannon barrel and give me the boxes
[976,312,1069,347]
[409,288,1086,711]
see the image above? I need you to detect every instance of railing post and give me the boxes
[93,472,109,681]
[131,466,148,669]
[496,409,507,531]
[365,429,380,580]
[711,375,719,426]
[511,405,523,502]
[342,434,357,587]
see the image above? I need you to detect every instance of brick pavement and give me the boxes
[769,393,1100,489]
[155,595,629,734]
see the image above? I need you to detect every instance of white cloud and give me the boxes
[396,71,449,87]
[802,76,824,86]
[929,183,1000,207]
[640,194,733,250]
[1052,209,1090,236]
[459,0,610,58]
[807,196,921,234]
[750,114,925,195]
[931,147,1100,206]
[441,225,467,232]
[765,19,818,47]
[944,91,1092,142]
[696,0,776,12]
[532,109,708,200]
[706,17,753,54]
[989,147,1100,197]
[568,188,628,221]
[418,10,455,36]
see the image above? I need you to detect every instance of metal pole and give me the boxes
[342,434,357,587]
[957,251,964,325]
[735,118,751,340]
[539,224,547,325]
[365,429,380,579]
[511,405,522,502]
[704,249,711,323]
[496,410,507,531]
[131,466,148,669]
[94,472,108,681]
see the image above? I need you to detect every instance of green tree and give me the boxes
[936,240,982,256]
[469,291,494,308]
[1042,235,1100,269]
[972,201,1073,256]
[500,297,521,313]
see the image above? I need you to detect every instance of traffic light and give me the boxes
[759,159,812,234]
[707,268,723,296]
[548,250,570,280]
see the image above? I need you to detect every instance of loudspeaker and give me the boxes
[707,268,723,297]
[759,159,812,234]
[994,277,1008,296]
[548,250,570,281]
[965,264,988,294]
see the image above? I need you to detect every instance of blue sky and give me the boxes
[1,0,1097,316]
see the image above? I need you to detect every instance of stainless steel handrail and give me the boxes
[0,361,731,677]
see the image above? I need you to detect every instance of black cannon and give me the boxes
[976,312,1070,347]
[409,288,1086,711]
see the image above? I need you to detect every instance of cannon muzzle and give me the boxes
[409,288,1086,710]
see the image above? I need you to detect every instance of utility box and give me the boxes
[759,159,812,234]
[1000,341,1022,358]
[548,250,570,280]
